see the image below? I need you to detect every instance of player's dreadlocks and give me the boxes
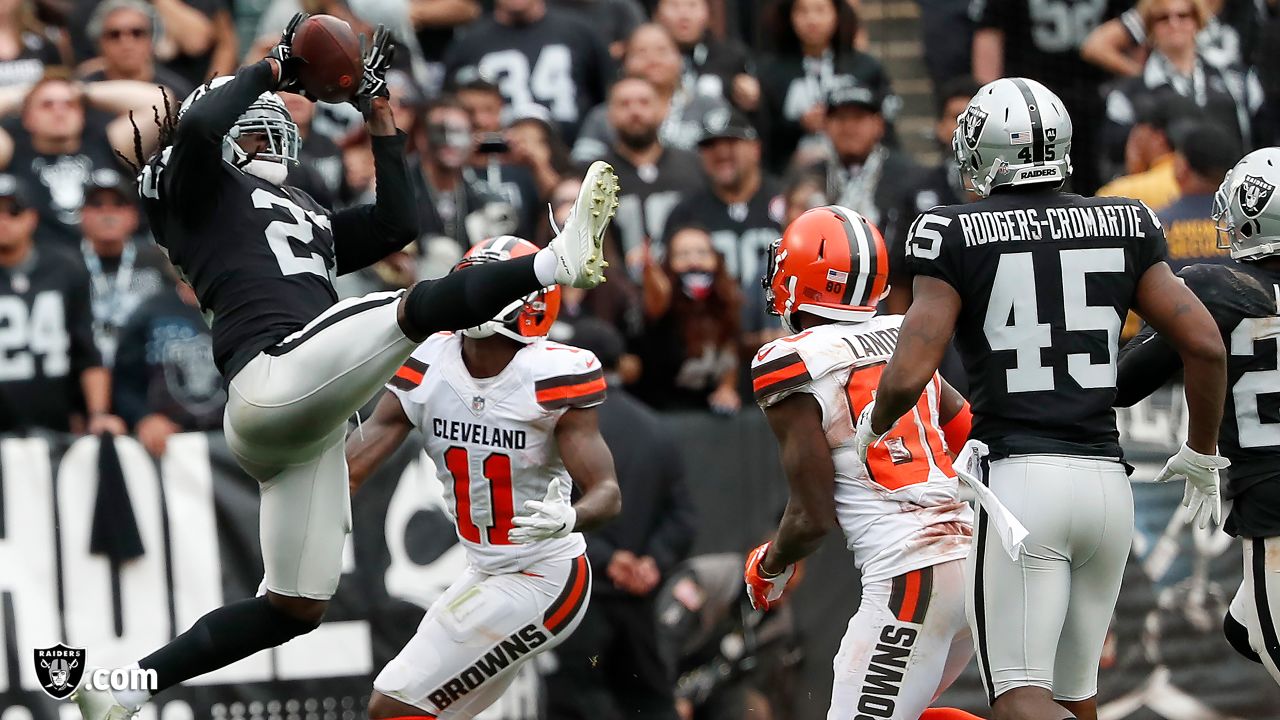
[115,87,177,176]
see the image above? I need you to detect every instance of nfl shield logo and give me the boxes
[1239,174,1276,219]
[961,106,988,149]
[472,396,485,413]
[34,643,86,699]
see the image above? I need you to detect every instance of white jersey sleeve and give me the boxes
[529,341,607,413]
[386,332,455,427]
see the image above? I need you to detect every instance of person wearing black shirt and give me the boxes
[0,74,172,248]
[443,0,614,143]
[280,90,344,210]
[71,18,619,719]
[601,77,707,277]
[112,280,224,457]
[653,0,755,106]
[77,168,169,365]
[0,10,63,87]
[756,0,891,173]
[547,318,696,720]
[67,0,219,87]
[79,0,194,99]
[0,173,124,435]
[661,106,783,340]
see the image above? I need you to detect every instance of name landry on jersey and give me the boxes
[953,203,1147,248]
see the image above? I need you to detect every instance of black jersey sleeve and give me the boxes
[164,61,277,218]
[972,0,1010,29]
[330,131,419,275]
[1132,200,1169,276]
[903,208,963,290]
[1115,262,1226,407]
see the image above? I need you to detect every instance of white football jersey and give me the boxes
[388,333,604,573]
[751,317,973,583]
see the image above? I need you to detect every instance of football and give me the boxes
[291,15,363,103]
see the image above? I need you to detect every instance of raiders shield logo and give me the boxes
[1044,127,1058,143]
[34,643,85,699]
[1238,174,1276,219]
[472,396,485,413]
[960,106,988,150]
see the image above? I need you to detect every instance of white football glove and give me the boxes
[853,401,894,463]
[508,481,577,544]
[1154,443,1231,529]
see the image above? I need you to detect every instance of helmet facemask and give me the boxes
[226,97,300,185]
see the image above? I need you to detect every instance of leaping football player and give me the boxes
[346,236,621,719]
[743,206,977,720]
[73,16,620,720]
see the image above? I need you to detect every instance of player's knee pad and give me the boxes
[1224,610,1262,664]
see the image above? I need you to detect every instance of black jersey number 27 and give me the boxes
[985,248,1125,393]
[251,189,332,280]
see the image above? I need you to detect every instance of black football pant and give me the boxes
[545,594,679,720]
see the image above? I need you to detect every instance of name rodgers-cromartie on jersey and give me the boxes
[431,418,528,450]
[955,204,1147,248]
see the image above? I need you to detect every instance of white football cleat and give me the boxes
[71,676,135,720]
[550,160,618,289]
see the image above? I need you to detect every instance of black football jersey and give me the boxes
[906,190,1167,458]
[972,0,1127,94]
[0,246,101,432]
[604,147,707,263]
[443,9,614,142]
[1119,262,1280,537]
[145,156,339,379]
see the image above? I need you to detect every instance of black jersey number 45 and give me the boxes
[910,215,1126,394]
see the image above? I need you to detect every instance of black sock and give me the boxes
[402,254,543,338]
[139,596,318,692]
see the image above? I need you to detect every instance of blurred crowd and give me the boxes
[0,0,1275,715]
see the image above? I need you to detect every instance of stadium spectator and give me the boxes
[78,168,168,365]
[80,0,193,98]
[547,317,695,720]
[1082,0,1265,76]
[652,0,755,107]
[551,0,646,58]
[0,72,172,248]
[592,76,707,278]
[505,103,571,200]
[408,0,480,88]
[1097,90,1201,210]
[453,70,504,134]
[112,279,224,456]
[781,172,826,227]
[972,0,1123,194]
[1158,120,1239,271]
[1257,12,1280,147]
[411,96,512,249]
[67,0,217,86]
[339,126,375,207]
[660,106,782,332]
[0,173,123,435]
[756,0,889,174]
[635,224,742,412]
[542,175,642,340]
[574,22,723,160]
[804,77,919,230]
[1102,0,1263,164]
[443,0,614,143]
[881,77,977,309]
[0,0,65,87]
[280,91,343,210]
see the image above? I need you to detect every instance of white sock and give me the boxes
[534,247,558,286]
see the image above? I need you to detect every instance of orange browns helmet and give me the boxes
[764,205,890,332]
[456,236,561,343]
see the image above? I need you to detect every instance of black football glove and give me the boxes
[268,12,311,97]
[352,25,395,115]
